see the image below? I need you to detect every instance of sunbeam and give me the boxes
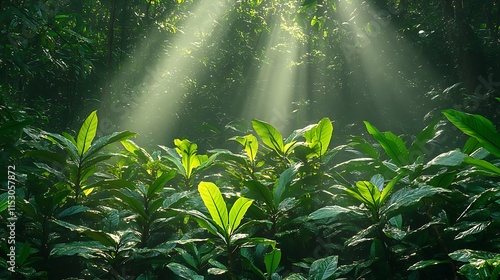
[101,0,231,146]
[240,20,301,133]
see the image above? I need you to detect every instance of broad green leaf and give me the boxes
[160,146,186,176]
[174,139,207,179]
[264,248,282,276]
[463,137,482,155]
[61,131,77,146]
[284,274,307,280]
[52,219,118,248]
[304,118,333,158]
[408,259,450,271]
[180,209,221,237]
[426,150,467,167]
[232,134,258,162]
[82,130,137,161]
[109,189,148,219]
[76,110,98,157]
[370,174,385,191]
[347,135,379,159]
[167,262,204,280]
[82,230,119,248]
[364,121,408,166]
[309,255,338,280]
[252,119,285,155]
[198,182,228,233]
[380,172,405,205]
[16,242,32,266]
[449,249,500,263]
[443,109,500,158]
[309,205,361,220]
[56,205,88,219]
[355,181,380,208]
[121,139,154,163]
[273,163,300,206]
[243,180,274,209]
[463,156,500,176]
[382,185,451,218]
[458,188,500,220]
[25,150,67,165]
[50,241,105,259]
[147,170,175,198]
[44,132,79,161]
[228,197,253,234]
[455,221,491,240]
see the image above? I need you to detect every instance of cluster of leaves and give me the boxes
[1,101,500,279]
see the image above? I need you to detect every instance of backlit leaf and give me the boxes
[252,119,285,156]
[443,109,500,158]
[198,182,228,233]
[76,110,98,157]
[228,197,253,234]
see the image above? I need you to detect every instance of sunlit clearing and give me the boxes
[102,0,230,146]
[338,0,441,131]
[241,20,301,134]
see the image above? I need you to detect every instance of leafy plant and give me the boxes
[32,110,137,202]
[173,181,276,279]
[160,139,216,189]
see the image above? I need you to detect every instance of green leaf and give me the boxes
[56,205,88,219]
[364,121,408,166]
[463,137,482,155]
[382,185,451,218]
[243,180,274,210]
[463,156,500,176]
[160,146,186,176]
[198,182,228,233]
[50,241,105,259]
[82,130,137,161]
[309,255,338,280]
[264,248,282,276]
[167,262,204,280]
[16,242,32,266]
[309,205,355,221]
[174,139,207,179]
[443,109,500,158]
[121,139,154,163]
[43,132,79,161]
[232,134,259,162]
[228,197,253,234]
[147,170,176,198]
[458,188,500,220]
[379,172,406,205]
[76,110,98,157]
[273,163,300,206]
[449,249,500,263]
[408,259,450,271]
[252,119,285,156]
[304,118,333,158]
[352,181,380,208]
[426,150,467,167]
[454,222,491,240]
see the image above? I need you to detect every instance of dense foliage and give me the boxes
[1,103,499,279]
[1,0,500,279]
